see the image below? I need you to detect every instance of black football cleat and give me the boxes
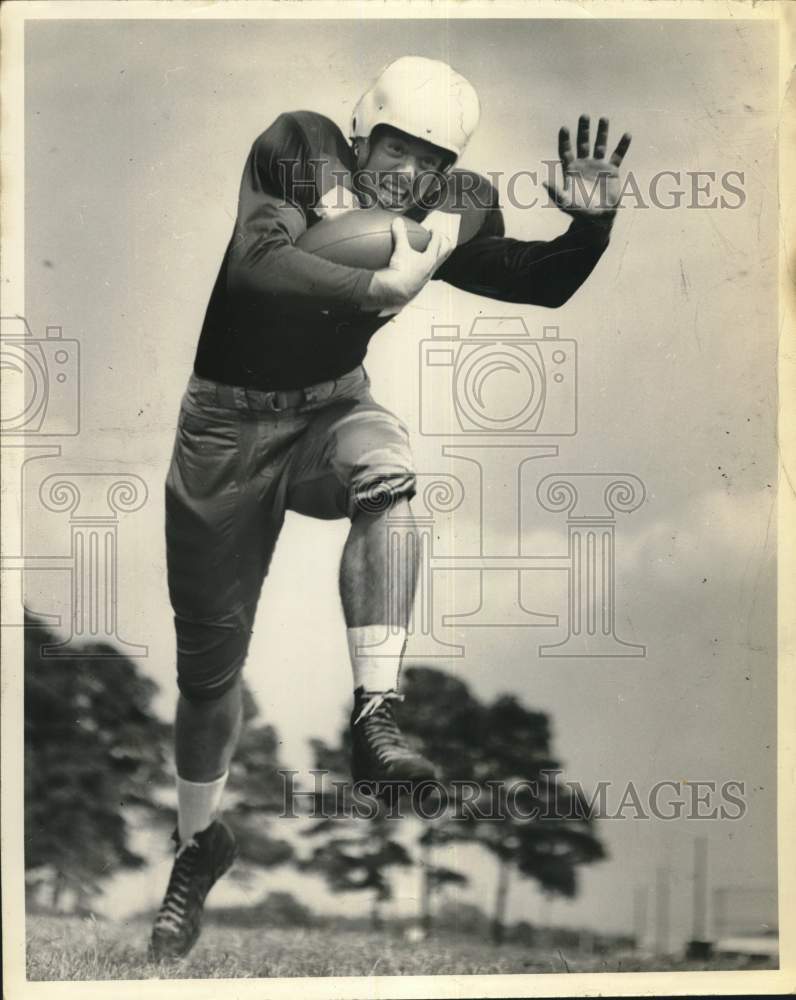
[148,819,237,960]
[350,688,437,791]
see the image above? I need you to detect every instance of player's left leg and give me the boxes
[286,370,436,787]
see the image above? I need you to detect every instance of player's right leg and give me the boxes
[150,375,285,960]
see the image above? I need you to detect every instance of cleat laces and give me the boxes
[153,837,199,934]
[354,690,417,765]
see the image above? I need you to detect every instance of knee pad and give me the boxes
[174,606,253,702]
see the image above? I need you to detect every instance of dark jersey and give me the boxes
[194,111,611,390]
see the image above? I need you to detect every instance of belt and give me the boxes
[211,371,356,413]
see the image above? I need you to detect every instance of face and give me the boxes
[357,126,450,213]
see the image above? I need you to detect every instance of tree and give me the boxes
[397,668,606,944]
[25,612,295,909]
[300,738,412,929]
[24,612,170,910]
[300,666,605,941]
[300,813,412,930]
[418,825,467,933]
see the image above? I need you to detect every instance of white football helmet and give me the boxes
[351,56,480,165]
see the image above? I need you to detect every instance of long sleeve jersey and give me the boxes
[193,111,612,390]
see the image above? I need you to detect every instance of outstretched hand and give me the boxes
[544,115,631,223]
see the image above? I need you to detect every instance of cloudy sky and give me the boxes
[19,13,779,949]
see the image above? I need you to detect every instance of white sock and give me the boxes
[347,625,406,692]
[177,771,228,843]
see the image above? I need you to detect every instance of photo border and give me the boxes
[2,2,793,997]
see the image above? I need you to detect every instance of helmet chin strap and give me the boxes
[351,137,370,170]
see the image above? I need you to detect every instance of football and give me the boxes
[296,209,431,269]
[296,174,495,270]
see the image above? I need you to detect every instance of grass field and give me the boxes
[25,914,776,981]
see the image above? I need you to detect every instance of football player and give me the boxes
[150,56,631,959]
